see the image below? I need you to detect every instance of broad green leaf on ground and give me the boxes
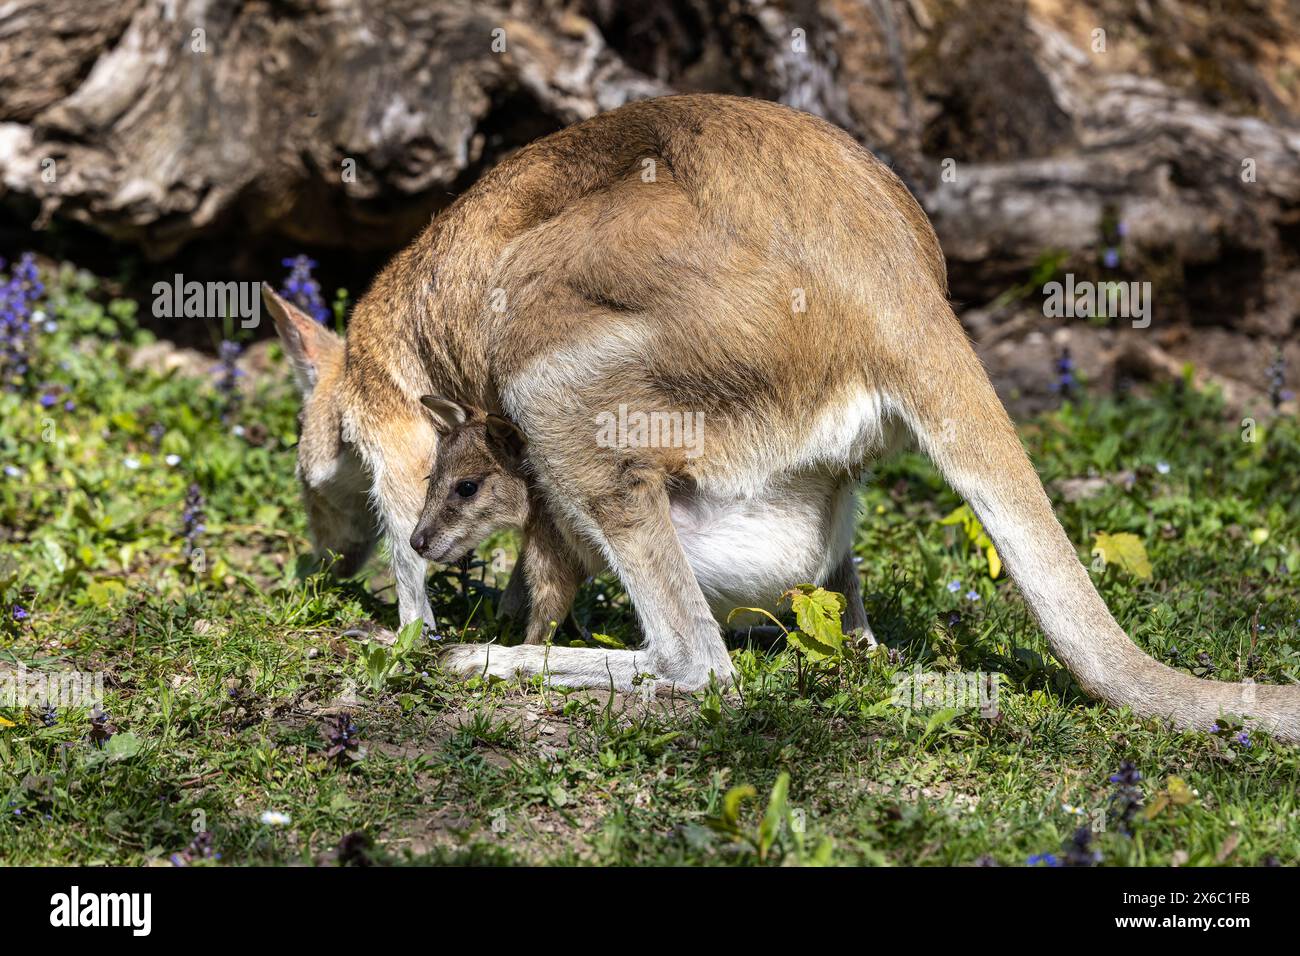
[783,585,846,661]
[940,504,1002,579]
[1092,531,1152,581]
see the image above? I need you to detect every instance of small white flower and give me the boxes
[966,590,980,602]
[165,454,181,466]
[231,425,246,437]
[1062,803,1085,816]
[44,320,58,334]
[31,309,46,322]
[123,457,141,470]
[947,580,962,593]
[260,810,291,826]
[1155,460,1171,475]
[3,465,21,478]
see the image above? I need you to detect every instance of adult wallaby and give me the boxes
[407,396,873,648]
[265,93,1299,740]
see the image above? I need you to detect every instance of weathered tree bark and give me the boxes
[0,0,668,257]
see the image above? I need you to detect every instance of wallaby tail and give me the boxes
[895,301,1300,742]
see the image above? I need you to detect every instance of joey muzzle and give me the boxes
[408,525,440,561]
[409,523,463,564]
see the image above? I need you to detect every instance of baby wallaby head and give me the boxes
[409,396,529,564]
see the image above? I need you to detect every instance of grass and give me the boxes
[1,261,1299,867]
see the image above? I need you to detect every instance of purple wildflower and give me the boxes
[181,484,205,558]
[1108,761,1143,836]
[1062,826,1101,867]
[1051,347,1076,398]
[171,829,219,866]
[321,712,365,766]
[215,339,243,423]
[0,253,44,393]
[280,255,330,324]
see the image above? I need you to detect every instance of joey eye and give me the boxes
[454,480,479,499]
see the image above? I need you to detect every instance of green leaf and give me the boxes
[41,538,68,574]
[940,504,974,532]
[85,579,127,607]
[253,504,282,527]
[1092,432,1121,470]
[726,605,785,630]
[109,411,139,433]
[699,690,723,725]
[920,707,962,744]
[394,619,423,653]
[758,772,790,862]
[785,628,841,662]
[1092,531,1152,581]
[645,731,682,752]
[104,732,142,760]
[940,505,1000,578]
[590,632,627,650]
[788,586,845,647]
[721,784,756,827]
[985,543,1001,579]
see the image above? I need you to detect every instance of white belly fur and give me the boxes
[665,386,897,621]
[670,473,860,621]
[561,388,893,623]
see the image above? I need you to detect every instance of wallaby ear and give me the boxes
[485,414,526,465]
[420,395,471,435]
[262,283,341,393]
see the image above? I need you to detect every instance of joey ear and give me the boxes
[262,283,341,394]
[485,414,526,465]
[420,395,471,434]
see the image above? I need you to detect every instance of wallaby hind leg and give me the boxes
[566,462,734,687]
[826,552,876,647]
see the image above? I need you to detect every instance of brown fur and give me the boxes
[267,94,1300,739]
[409,401,872,648]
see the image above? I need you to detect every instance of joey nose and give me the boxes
[409,529,428,555]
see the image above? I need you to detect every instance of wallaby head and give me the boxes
[410,396,529,564]
[262,285,379,576]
